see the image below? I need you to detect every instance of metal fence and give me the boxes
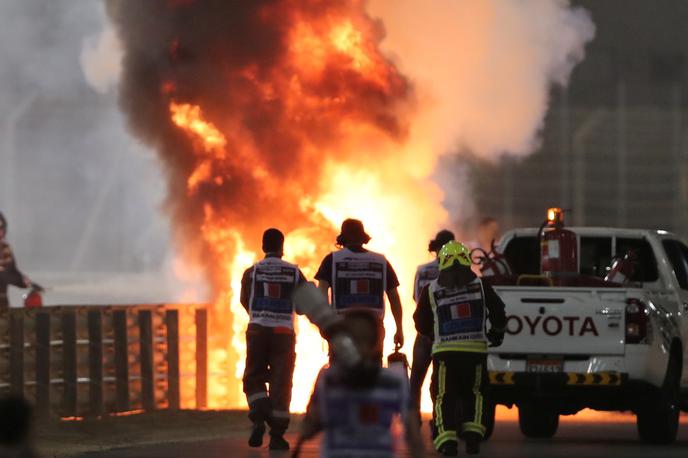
[0,305,208,418]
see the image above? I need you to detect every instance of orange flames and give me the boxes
[157,2,446,412]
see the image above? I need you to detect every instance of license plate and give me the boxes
[526,357,563,373]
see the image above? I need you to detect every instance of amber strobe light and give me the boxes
[547,207,564,225]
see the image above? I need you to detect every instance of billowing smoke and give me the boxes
[370,0,595,158]
[106,0,594,408]
[106,0,416,294]
[368,0,595,225]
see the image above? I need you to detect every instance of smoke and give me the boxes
[80,21,123,93]
[369,0,595,158]
[0,0,173,305]
[106,0,416,294]
[368,0,595,225]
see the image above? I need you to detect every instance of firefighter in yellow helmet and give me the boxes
[413,241,506,456]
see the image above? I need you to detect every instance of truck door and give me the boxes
[660,239,688,387]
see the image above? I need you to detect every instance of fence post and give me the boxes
[113,310,129,412]
[139,310,154,411]
[62,311,77,417]
[9,313,23,396]
[88,310,103,416]
[35,312,51,417]
[195,308,208,409]
[166,309,180,410]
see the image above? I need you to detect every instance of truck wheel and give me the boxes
[636,356,681,444]
[482,400,496,441]
[518,402,559,438]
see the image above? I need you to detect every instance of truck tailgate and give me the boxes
[495,287,629,356]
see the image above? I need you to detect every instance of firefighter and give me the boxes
[239,228,306,450]
[409,230,455,418]
[0,212,31,309]
[314,218,404,355]
[414,241,506,456]
[294,309,423,458]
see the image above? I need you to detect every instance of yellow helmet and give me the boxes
[438,241,472,270]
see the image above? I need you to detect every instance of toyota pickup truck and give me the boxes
[484,227,688,444]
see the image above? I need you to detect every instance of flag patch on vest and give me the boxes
[450,303,471,319]
[350,279,370,294]
[264,283,282,298]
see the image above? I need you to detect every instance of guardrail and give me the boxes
[0,304,208,418]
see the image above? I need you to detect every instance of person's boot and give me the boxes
[248,422,265,447]
[438,440,458,456]
[269,433,290,450]
[464,431,481,455]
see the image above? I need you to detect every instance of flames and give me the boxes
[109,0,446,412]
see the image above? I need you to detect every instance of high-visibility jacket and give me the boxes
[428,278,489,354]
[248,257,300,329]
[331,248,387,316]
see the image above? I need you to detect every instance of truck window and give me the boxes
[503,236,539,275]
[662,240,688,289]
[580,237,612,277]
[504,235,658,282]
[616,238,658,283]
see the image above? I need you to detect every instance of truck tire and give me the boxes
[482,400,496,441]
[636,356,681,444]
[518,402,559,438]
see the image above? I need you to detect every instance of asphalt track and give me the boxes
[80,414,688,458]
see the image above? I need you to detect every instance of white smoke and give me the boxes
[368,0,595,227]
[80,21,122,93]
[370,0,595,158]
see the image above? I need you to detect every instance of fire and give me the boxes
[112,1,445,413]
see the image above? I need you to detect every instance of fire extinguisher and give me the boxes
[471,240,513,281]
[387,344,409,387]
[605,250,637,285]
[23,283,44,309]
[539,208,578,284]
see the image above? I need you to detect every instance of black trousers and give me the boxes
[431,351,488,450]
[409,334,433,410]
[242,324,296,435]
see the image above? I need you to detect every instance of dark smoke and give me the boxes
[107,0,412,295]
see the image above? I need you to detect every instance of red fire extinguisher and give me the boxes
[23,283,44,309]
[387,344,409,387]
[540,208,578,285]
[605,250,637,285]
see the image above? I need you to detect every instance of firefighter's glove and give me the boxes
[487,329,504,348]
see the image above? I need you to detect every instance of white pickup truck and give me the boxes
[485,227,688,444]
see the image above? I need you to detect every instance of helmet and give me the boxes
[438,241,472,270]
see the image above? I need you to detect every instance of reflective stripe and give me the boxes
[247,391,268,403]
[433,430,457,449]
[462,421,486,435]
[432,341,487,354]
[473,364,483,429]
[434,361,446,435]
[272,410,290,419]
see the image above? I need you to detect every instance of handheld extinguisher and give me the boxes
[387,343,409,386]
[23,283,44,309]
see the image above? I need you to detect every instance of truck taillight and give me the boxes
[625,298,647,344]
